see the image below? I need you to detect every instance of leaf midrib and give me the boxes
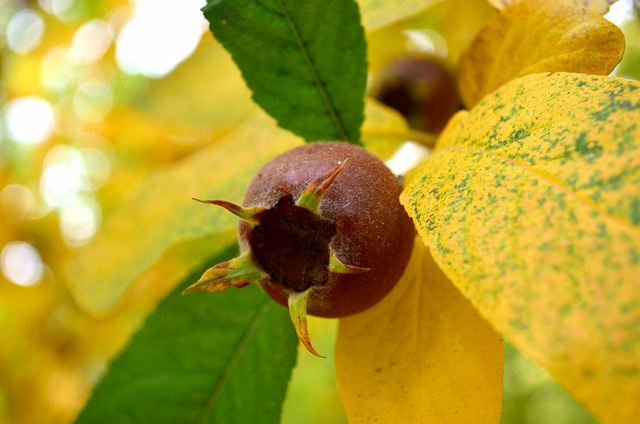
[273,0,351,142]
[196,298,273,424]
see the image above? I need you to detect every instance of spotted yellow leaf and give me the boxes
[401,72,640,424]
[487,0,618,14]
[458,0,624,108]
[336,240,504,423]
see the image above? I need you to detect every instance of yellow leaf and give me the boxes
[366,0,495,76]
[136,37,254,138]
[401,72,640,423]
[458,0,625,108]
[67,112,303,315]
[335,240,504,423]
[357,0,441,31]
[487,0,618,14]
[362,98,436,157]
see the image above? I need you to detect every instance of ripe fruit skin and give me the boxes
[239,142,415,318]
[372,56,459,133]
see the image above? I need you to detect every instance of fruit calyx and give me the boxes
[182,159,369,357]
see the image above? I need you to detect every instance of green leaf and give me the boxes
[75,246,299,424]
[401,72,640,424]
[202,0,367,144]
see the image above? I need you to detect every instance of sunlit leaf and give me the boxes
[135,37,254,137]
[458,0,624,108]
[365,0,496,75]
[486,0,617,14]
[203,0,367,144]
[75,247,299,424]
[361,98,431,157]
[357,0,441,31]
[401,72,640,424]
[335,240,504,423]
[67,112,303,315]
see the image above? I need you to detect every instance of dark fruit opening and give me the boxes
[248,194,336,292]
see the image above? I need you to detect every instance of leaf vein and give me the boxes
[196,298,273,424]
[273,0,350,142]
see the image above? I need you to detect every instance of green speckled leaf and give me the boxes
[401,72,640,424]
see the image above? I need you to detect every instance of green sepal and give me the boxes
[182,251,267,295]
[296,159,349,214]
[192,198,265,226]
[288,288,324,358]
[329,248,371,274]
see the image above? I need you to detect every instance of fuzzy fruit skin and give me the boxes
[239,142,415,318]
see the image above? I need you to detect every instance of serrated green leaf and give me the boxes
[401,72,640,424]
[75,246,298,424]
[202,0,367,144]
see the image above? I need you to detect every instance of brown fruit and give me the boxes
[372,56,459,133]
[240,142,415,318]
[183,142,415,355]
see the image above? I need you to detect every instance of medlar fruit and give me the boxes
[183,142,415,356]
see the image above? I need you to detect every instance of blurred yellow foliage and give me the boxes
[1,0,639,423]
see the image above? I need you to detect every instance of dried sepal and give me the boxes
[296,158,349,214]
[182,251,267,295]
[288,288,324,358]
[192,198,265,226]
[328,249,371,275]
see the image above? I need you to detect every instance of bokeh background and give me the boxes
[1,0,638,423]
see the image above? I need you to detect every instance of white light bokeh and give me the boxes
[40,145,86,207]
[605,0,636,25]
[6,9,45,54]
[39,0,76,21]
[1,184,35,221]
[1,241,44,287]
[59,196,101,247]
[384,141,432,179]
[82,147,111,190]
[4,96,56,145]
[41,45,76,93]
[71,19,113,64]
[73,79,113,123]
[403,29,448,58]
[115,0,207,78]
